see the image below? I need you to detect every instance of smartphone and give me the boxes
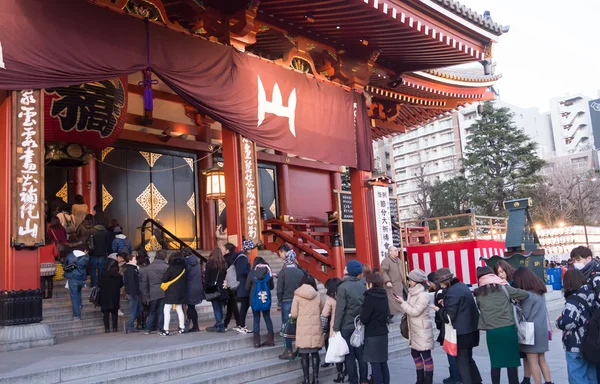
[392,293,400,299]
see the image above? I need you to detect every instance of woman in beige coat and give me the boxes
[395,268,435,384]
[292,275,324,384]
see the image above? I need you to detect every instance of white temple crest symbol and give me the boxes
[0,41,5,69]
[257,74,297,136]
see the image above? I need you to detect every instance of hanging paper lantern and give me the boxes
[43,77,128,166]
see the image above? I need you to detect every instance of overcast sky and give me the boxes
[459,0,600,112]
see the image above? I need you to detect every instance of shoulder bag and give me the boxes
[501,285,534,345]
[160,269,185,291]
[204,270,221,301]
[350,315,365,347]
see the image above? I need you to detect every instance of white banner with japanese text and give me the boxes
[11,89,44,248]
[239,137,260,245]
[373,185,393,263]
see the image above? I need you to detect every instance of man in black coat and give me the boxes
[124,254,142,334]
[142,249,168,334]
[185,253,204,332]
[89,218,112,288]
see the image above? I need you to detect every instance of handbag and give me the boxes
[400,314,409,339]
[442,315,458,356]
[281,315,297,339]
[501,286,534,345]
[546,309,553,341]
[50,229,66,254]
[204,270,221,301]
[350,315,365,347]
[89,286,101,307]
[160,270,185,291]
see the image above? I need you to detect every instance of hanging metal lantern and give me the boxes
[204,167,226,200]
[43,77,128,166]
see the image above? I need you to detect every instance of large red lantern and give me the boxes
[43,77,128,166]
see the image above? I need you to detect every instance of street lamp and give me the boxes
[576,177,597,247]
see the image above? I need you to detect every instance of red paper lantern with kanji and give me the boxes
[43,77,128,165]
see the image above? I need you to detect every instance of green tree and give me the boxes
[463,102,545,215]
[341,168,351,191]
[430,176,470,217]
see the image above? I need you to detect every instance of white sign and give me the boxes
[373,185,394,262]
[257,74,297,136]
[0,41,4,69]
[241,137,259,243]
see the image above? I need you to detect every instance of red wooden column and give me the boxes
[197,124,216,251]
[74,159,97,213]
[221,127,243,249]
[350,169,377,268]
[277,163,290,218]
[330,171,341,210]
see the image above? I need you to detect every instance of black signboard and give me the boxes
[389,198,401,247]
[342,222,356,250]
[341,193,353,220]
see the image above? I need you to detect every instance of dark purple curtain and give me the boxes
[0,0,374,171]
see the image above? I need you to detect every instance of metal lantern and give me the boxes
[204,168,226,200]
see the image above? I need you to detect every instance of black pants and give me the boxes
[239,296,250,328]
[40,276,54,299]
[103,309,118,330]
[456,347,482,384]
[145,298,164,332]
[224,290,240,327]
[341,329,368,384]
[370,362,390,384]
[491,367,518,384]
[187,304,198,329]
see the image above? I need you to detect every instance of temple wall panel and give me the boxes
[287,166,334,221]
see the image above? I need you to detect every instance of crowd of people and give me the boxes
[44,199,600,384]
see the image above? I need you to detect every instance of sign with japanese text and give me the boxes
[373,186,393,262]
[239,137,260,245]
[11,89,44,248]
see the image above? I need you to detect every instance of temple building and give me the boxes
[0,0,504,350]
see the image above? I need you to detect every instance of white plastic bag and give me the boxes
[518,320,535,345]
[326,332,349,363]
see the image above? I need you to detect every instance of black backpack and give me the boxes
[570,293,600,364]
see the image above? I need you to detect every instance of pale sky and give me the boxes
[459,0,600,112]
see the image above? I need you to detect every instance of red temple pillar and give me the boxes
[197,124,216,251]
[330,170,341,211]
[277,163,290,218]
[74,159,97,214]
[350,169,377,268]
[222,127,243,249]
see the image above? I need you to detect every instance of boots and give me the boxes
[278,347,294,360]
[262,332,275,347]
[416,369,425,384]
[301,354,310,384]
[311,353,320,384]
[254,333,261,348]
[424,371,433,384]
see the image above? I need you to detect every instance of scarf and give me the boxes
[255,263,272,276]
[478,273,508,287]
[581,259,597,279]
[283,250,296,266]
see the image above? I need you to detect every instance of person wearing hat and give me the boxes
[473,266,528,384]
[432,268,482,384]
[394,269,434,384]
[233,239,252,334]
[111,226,132,255]
[334,260,368,384]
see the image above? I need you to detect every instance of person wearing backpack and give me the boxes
[112,226,132,254]
[223,243,242,332]
[291,275,324,384]
[63,245,90,320]
[245,256,275,348]
[57,204,77,236]
[232,240,252,334]
[557,269,597,383]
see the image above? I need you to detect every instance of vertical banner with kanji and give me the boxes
[11,89,45,248]
[239,136,260,245]
[373,185,393,263]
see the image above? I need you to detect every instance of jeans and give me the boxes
[224,290,240,327]
[566,351,597,384]
[253,310,274,334]
[126,295,142,330]
[239,296,250,328]
[281,301,293,348]
[89,256,105,288]
[341,329,367,384]
[145,298,164,332]
[447,353,460,381]
[212,300,226,327]
[68,279,86,318]
[456,347,482,384]
[370,362,390,384]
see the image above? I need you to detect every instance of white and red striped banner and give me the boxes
[407,240,506,285]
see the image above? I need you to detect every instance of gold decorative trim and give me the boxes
[56,182,68,204]
[136,183,167,219]
[269,200,276,217]
[102,184,113,211]
[139,151,162,168]
[184,157,194,171]
[101,147,114,161]
[187,193,196,215]
[145,235,162,251]
[266,168,274,181]
[218,199,226,216]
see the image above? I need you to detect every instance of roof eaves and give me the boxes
[429,0,505,36]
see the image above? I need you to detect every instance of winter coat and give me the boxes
[90,225,111,257]
[71,203,88,228]
[123,263,141,298]
[185,255,204,305]
[98,268,123,311]
[322,296,337,337]
[277,265,305,303]
[141,258,168,302]
[557,284,595,353]
[63,250,89,281]
[380,256,405,315]
[519,292,550,353]
[360,287,390,337]
[112,234,132,254]
[232,252,250,298]
[139,265,150,304]
[76,222,94,246]
[48,226,68,245]
[162,256,187,304]
[291,284,325,349]
[440,278,479,336]
[333,275,367,332]
[245,265,275,302]
[401,283,434,351]
[433,288,448,345]
[204,264,229,302]
[475,284,528,330]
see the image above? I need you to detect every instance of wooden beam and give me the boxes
[119,129,211,152]
[126,113,198,136]
[128,84,188,105]
[371,119,407,134]
[256,151,340,172]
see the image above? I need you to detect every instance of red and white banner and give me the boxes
[407,240,506,285]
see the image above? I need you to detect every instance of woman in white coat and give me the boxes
[395,268,434,384]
